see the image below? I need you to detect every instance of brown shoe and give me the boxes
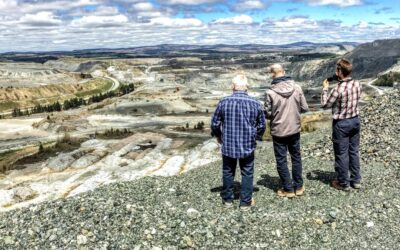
[331,180,350,191]
[277,189,295,198]
[295,186,305,196]
[240,198,255,211]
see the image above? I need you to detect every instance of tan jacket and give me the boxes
[264,77,309,137]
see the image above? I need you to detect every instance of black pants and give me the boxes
[332,116,361,187]
[272,133,303,192]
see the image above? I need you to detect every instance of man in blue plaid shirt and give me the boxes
[211,74,266,211]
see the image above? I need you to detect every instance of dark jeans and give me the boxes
[272,133,303,192]
[221,152,254,205]
[332,116,361,187]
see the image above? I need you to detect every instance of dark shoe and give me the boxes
[295,186,305,196]
[351,183,362,189]
[331,180,350,191]
[277,189,296,198]
[239,198,255,211]
[222,200,233,208]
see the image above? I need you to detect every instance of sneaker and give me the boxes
[351,183,362,189]
[295,186,305,196]
[277,189,296,198]
[331,180,350,192]
[222,200,233,208]
[239,198,255,211]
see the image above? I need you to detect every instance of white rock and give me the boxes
[47,153,76,170]
[13,186,37,202]
[0,190,14,207]
[187,208,201,219]
[152,155,185,176]
[77,235,87,245]
[71,154,101,169]
[366,221,374,228]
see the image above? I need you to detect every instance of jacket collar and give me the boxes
[271,76,292,85]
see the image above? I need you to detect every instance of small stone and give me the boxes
[366,221,374,228]
[77,235,88,245]
[187,208,201,219]
[4,236,14,245]
[329,211,337,219]
[331,222,337,230]
[276,229,281,238]
[314,218,324,225]
[183,236,194,247]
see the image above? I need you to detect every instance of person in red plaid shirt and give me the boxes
[321,58,362,191]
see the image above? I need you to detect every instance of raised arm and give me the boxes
[321,81,339,109]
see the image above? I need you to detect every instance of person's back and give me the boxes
[264,64,308,198]
[211,74,266,210]
[216,92,265,158]
[265,76,309,137]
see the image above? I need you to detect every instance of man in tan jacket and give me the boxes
[264,64,309,198]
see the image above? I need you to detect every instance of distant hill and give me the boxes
[0,42,357,62]
[290,39,400,84]
[347,39,400,79]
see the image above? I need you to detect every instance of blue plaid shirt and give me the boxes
[211,91,266,158]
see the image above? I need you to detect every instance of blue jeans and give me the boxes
[272,133,303,192]
[221,152,254,205]
[332,116,361,187]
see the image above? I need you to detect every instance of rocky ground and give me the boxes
[0,91,399,249]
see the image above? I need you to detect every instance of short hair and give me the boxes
[268,64,284,74]
[336,59,352,77]
[232,74,249,90]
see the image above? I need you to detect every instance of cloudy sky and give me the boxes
[0,0,399,52]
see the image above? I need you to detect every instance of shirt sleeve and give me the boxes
[256,104,266,141]
[210,101,223,138]
[264,91,273,119]
[321,85,339,109]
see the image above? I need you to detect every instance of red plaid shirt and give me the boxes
[321,78,361,120]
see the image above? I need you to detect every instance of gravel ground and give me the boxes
[0,91,399,249]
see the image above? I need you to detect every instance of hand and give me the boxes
[323,79,329,90]
[217,137,222,144]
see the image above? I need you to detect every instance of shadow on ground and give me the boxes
[256,174,281,191]
[306,170,336,184]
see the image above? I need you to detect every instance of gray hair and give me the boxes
[232,74,249,90]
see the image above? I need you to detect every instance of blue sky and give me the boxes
[0,0,399,52]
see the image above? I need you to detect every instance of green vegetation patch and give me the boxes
[374,72,400,87]
[0,100,19,112]
[75,79,113,98]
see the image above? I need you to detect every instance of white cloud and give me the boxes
[19,11,62,26]
[357,21,368,29]
[164,0,221,5]
[213,14,253,25]
[71,14,129,28]
[149,17,203,27]
[303,0,363,7]
[233,0,266,11]
[0,0,17,11]
[133,2,154,11]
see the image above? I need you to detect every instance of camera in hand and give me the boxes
[327,74,339,82]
